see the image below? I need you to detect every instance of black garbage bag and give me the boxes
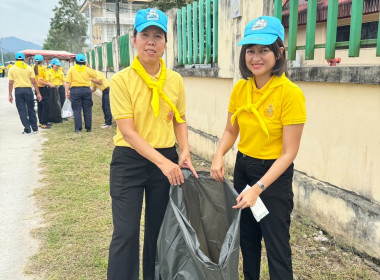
[47,87,62,123]
[155,170,241,280]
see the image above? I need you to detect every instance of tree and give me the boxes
[149,0,194,12]
[43,0,88,53]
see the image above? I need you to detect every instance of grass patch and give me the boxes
[27,94,379,279]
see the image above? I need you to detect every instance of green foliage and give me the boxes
[43,0,88,53]
[149,0,194,12]
[1,52,15,62]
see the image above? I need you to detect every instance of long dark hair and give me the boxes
[34,61,42,75]
[239,38,287,80]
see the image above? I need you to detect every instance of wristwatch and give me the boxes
[256,181,266,191]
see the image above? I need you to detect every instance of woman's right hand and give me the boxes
[159,159,184,186]
[210,154,225,182]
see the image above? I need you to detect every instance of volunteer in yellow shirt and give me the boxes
[90,69,112,128]
[47,58,66,110]
[8,52,42,134]
[107,8,198,280]
[210,16,306,280]
[0,63,5,78]
[34,55,54,129]
[65,53,97,132]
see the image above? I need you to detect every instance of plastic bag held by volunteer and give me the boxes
[61,98,73,118]
[155,170,241,280]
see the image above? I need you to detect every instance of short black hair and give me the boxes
[239,38,287,80]
[133,28,167,42]
[76,61,85,65]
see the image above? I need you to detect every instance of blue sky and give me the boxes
[1,0,63,45]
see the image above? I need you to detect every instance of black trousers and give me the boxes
[107,146,178,280]
[234,151,294,280]
[102,88,112,125]
[37,86,49,125]
[15,87,38,132]
[70,87,93,131]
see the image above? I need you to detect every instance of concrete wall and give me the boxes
[93,0,380,261]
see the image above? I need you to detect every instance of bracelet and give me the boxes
[256,181,266,191]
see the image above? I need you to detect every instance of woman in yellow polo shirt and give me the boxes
[210,16,306,280]
[107,8,198,280]
[34,55,55,129]
[65,54,96,132]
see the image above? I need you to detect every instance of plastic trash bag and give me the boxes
[61,98,73,118]
[155,170,241,280]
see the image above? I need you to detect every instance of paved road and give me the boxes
[0,78,44,279]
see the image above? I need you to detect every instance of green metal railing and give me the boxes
[274,0,380,60]
[97,46,103,70]
[177,0,218,66]
[107,42,114,68]
[91,49,96,68]
[119,34,130,68]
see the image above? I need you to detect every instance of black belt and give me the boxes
[71,86,89,88]
[237,151,276,164]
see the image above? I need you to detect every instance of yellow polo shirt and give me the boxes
[66,65,96,87]
[110,66,186,148]
[91,70,110,91]
[35,65,47,87]
[47,68,65,86]
[8,63,35,88]
[0,66,4,73]
[229,74,306,159]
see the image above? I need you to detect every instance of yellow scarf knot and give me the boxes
[75,64,86,73]
[131,56,185,123]
[231,77,276,139]
[15,61,28,69]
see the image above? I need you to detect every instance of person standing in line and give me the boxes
[210,16,307,280]
[0,63,5,78]
[34,54,55,129]
[65,53,97,133]
[47,58,66,110]
[107,8,198,280]
[90,69,112,128]
[8,52,42,134]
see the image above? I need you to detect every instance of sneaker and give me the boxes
[22,131,31,135]
[101,124,112,128]
[75,130,82,133]
[40,124,51,129]
[86,129,91,132]
[33,130,38,134]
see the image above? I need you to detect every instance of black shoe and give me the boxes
[75,129,82,133]
[22,131,31,135]
[86,129,91,132]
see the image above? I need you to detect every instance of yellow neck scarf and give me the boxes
[231,77,276,139]
[75,64,86,73]
[15,61,28,69]
[50,68,61,79]
[131,56,185,123]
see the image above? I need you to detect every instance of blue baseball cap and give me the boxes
[76,53,86,62]
[238,16,285,46]
[15,52,25,60]
[134,8,167,33]
[51,58,61,66]
[34,55,44,62]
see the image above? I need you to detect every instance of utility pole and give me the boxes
[116,0,120,36]
[0,37,4,65]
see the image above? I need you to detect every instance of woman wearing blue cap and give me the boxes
[211,16,307,279]
[107,8,198,280]
[34,54,55,129]
[65,53,97,132]
[47,58,66,112]
[8,52,42,134]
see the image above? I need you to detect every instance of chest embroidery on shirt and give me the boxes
[264,103,275,118]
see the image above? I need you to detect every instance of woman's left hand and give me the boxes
[233,185,261,209]
[179,151,199,179]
